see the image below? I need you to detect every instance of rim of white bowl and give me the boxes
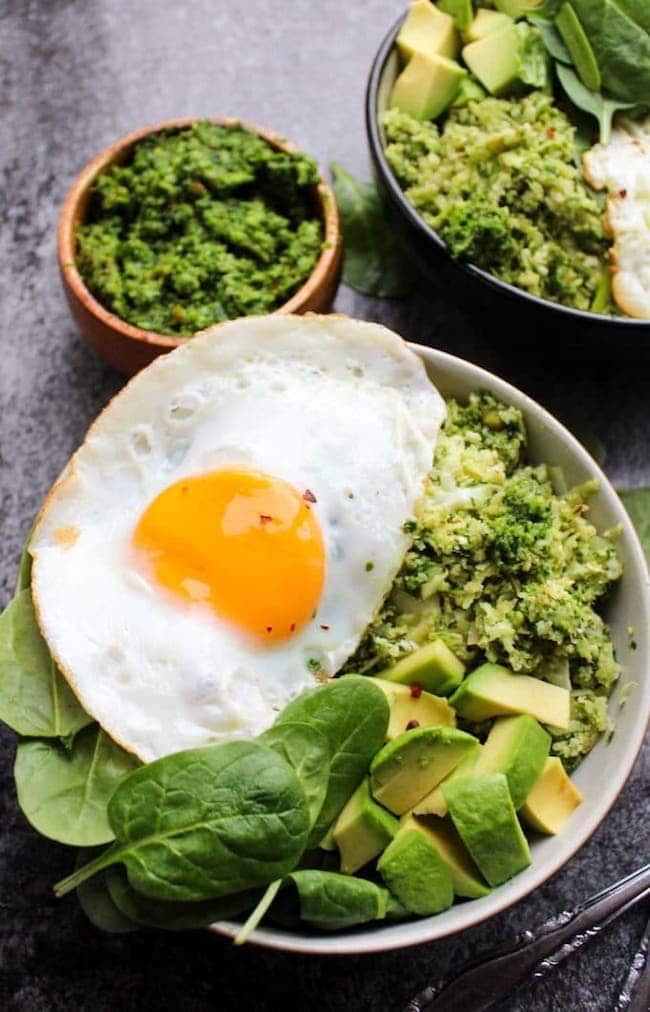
[209,343,650,955]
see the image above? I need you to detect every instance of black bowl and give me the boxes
[365,14,650,353]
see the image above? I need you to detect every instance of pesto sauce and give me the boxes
[76,121,323,336]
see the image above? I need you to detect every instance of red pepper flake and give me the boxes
[266,626,272,633]
[303,489,317,503]
[320,624,330,631]
[546,127,555,138]
[259,514,272,525]
[410,683,422,699]
[406,719,420,730]
[619,188,627,198]
[290,623,296,632]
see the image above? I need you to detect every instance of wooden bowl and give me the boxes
[57,117,343,375]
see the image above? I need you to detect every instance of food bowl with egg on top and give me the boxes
[1,314,648,953]
[58,118,342,375]
[366,1,650,347]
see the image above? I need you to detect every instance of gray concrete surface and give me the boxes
[1,1,648,1009]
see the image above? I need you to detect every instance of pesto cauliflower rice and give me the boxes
[346,392,621,770]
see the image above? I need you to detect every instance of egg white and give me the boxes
[30,315,445,762]
[583,117,650,320]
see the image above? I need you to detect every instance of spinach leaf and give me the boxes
[17,533,33,592]
[619,488,650,561]
[555,63,636,143]
[106,866,259,931]
[259,721,330,831]
[54,740,310,902]
[273,675,390,848]
[612,0,650,33]
[531,18,573,63]
[0,590,92,739]
[15,724,140,846]
[285,870,389,931]
[76,849,139,934]
[330,163,416,298]
[570,0,650,103]
[234,879,283,945]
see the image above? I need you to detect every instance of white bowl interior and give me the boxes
[212,345,650,954]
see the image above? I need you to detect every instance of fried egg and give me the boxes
[583,117,650,320]
[30,315,445,762]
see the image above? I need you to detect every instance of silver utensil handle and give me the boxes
[405,864,650,1012]
[616,914,650,1012]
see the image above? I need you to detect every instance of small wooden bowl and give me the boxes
[58,117,343,375]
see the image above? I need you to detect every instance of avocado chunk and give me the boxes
[400,815,491,899]
[438,0,473,32]
[370,725,478,815]
[389,52,467,121]
[332,777,400,874]
[451,75,487,107]
[411,741,481,817]
[520,757,583,835]
[474,715,551,809]
[370,677,456,740]
[555,2,600,92]
[443,773,532,886]
[377,829,454,915]
[464,8,514,43]
[493,0,546,17]
[461,22,549,96]
[449,663,570,730]
[378,639,465,696]
[397,0,458,61]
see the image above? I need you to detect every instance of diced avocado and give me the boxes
[332,777,400,874]
[461,22,549,96]
[318,824,337,851]
[444,773,532,886]
[370,677,456,740]
[451,74,487,106]
[449,663,570,731]
[555,3,600,92]
[474,715,551,809]
[400,815,491,898]
[370,725,478,815]
[397,0,458,61]
[411,741,481,817]
[438,0,473,32]
[389,52,467,121]
[493,0,546,18]
[377,829,454,915]
[464,8,513,43]
[378,639,465,696]
[520,757,583,835]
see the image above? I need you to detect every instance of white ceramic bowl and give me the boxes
[212,343,650,954]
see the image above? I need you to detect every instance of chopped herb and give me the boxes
[365,561,375,572]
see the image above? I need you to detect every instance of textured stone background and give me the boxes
[1,1,648,1009]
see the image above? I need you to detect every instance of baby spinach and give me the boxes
[556,63,636,143]
[0,590,92,739]
[284,870,389,931]
[619,488,650,561]
[259,721,330,830]
[569,0,650,103]
[76,849,139,934]
[106,866,259,931]
[532,18,572,63]
[273,675,390,848]
[15,724,139,846]
[54,740,310,902]
[613,0,650,34]
[330,163,416,298]
[17,534,33,592]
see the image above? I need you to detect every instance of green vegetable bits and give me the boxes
[76,121,323,335]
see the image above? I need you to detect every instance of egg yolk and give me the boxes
[132,468,325,644]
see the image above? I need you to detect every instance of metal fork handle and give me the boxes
[405,864,650,1012]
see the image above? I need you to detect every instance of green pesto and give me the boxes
[346,393,622,770]
[75,121,323,336]
[383,93,610,312]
